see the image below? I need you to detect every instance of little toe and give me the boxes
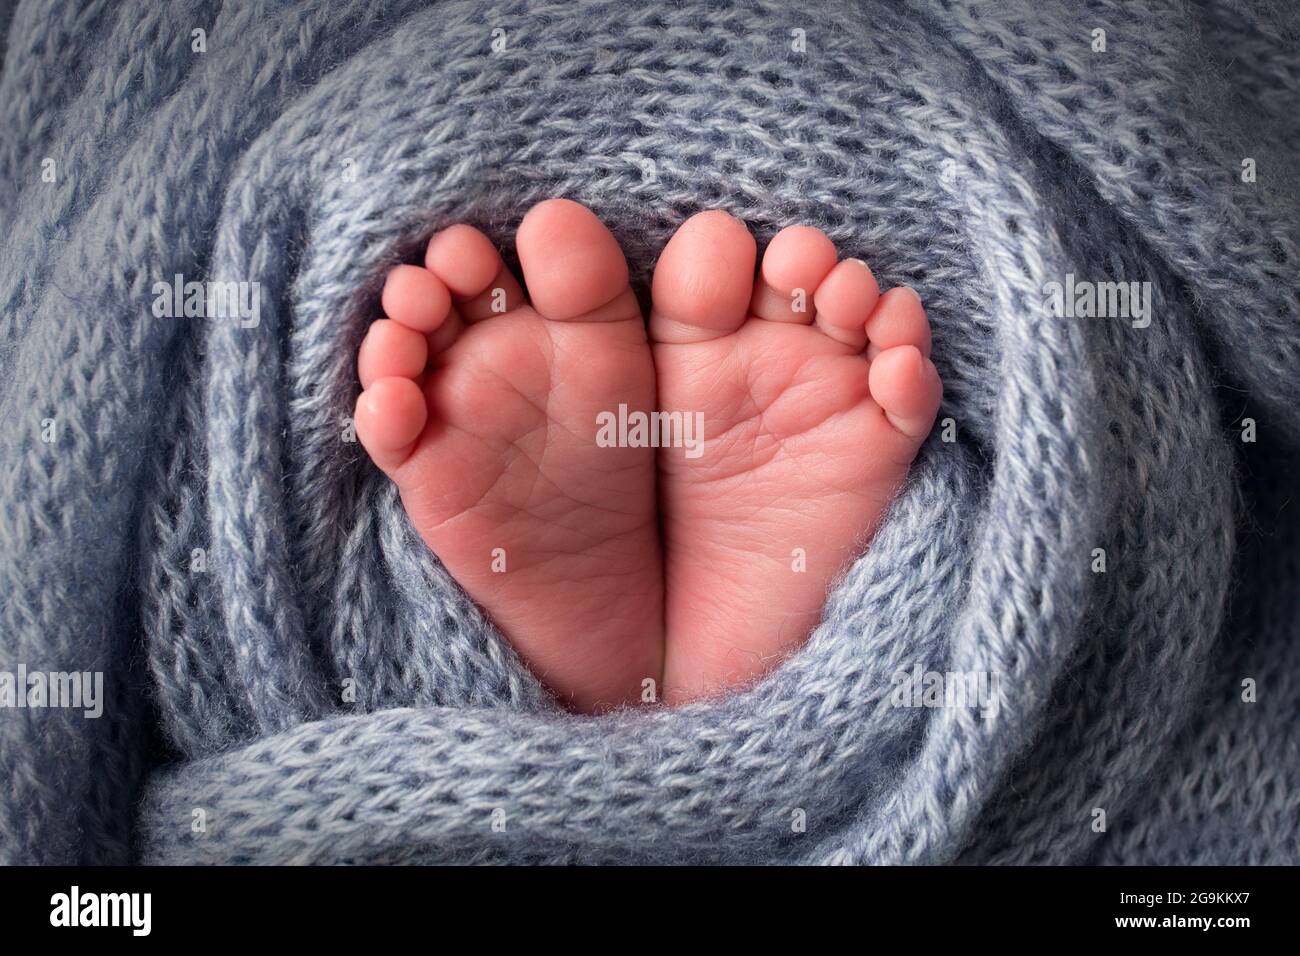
[381,264,452,333]
[868,344,943,439]
[865,286,931,360]
[425,223,527,323]
[515,198,637,322]
[750,224,837,324]
[650,210,757,344]
[813,258,880,349]
[354,376,428,473]
[358,319,428,389]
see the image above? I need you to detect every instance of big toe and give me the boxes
[515,198,634,321]
[650,210,757,344]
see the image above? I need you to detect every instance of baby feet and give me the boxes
[355,201,941,711]
[355,200,663,712]
[651,213,941,702]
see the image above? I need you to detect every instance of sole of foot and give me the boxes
[355,199,664,713]
[650,211,942,704]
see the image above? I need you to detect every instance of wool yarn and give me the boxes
[1,0,1297,865]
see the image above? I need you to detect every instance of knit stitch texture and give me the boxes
[0,0,1297,865]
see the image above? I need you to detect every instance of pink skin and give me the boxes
[356,201,942,711]
[650,211,941,704]
[356,200,662,713]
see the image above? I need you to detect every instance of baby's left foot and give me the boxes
[354,200,663,712]
[651,212,942,703]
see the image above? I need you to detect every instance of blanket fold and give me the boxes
[1,0,1297,865]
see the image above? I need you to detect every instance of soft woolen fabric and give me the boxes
[1,0,1297,865]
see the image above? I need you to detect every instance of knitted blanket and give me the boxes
[2,0,1297,866]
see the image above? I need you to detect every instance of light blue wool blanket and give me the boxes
[1,0,1297,865]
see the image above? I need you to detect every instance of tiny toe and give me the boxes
[381,265,452,333]
[750,225,837,324]
[516,198,634,322]
[358,319,429,389]
[650,210,756,344]
[813,259,880,348]
[355,376,428,473]
[868,345,943,438]
[865,286,931,360]
[424,224,501,297]
[425,224,526,322]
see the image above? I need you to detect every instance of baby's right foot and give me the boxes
[354,200,663,712]
[651,212,942,703]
